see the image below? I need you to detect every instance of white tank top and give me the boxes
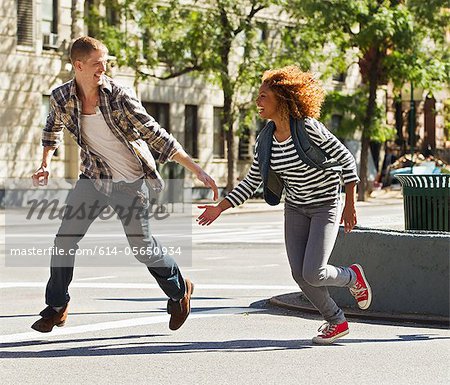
[80,110,144,182]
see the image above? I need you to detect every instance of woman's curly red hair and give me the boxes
[262,65,325,120]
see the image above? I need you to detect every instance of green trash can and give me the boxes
[395,174,450,231]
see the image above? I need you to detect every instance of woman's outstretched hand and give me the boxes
[197,205,223,226]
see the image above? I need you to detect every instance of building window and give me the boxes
[42,0,59,50]
[105,0,120,26]
[84,0,100,38]
[256,22,268,42]
[42,95,58,157]
[17,0,34,46]
[331,114,342,132]
[252,119,266,153]
[41,96,50,124]
[238,110,252,160]
[256,119,266,136]
[213,107,225,159]
[142,102,170,132]
[184,105,198,158]
[238,127,251,160]
[332,72,346,82]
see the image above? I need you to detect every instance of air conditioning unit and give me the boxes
[42,33,59,49]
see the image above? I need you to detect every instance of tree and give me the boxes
[321,89,396,144]
[87,0,302,192]
[287,0,449,200]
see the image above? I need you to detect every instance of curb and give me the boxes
[269,292,450,327]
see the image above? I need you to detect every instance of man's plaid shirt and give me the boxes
[42,75,182,195]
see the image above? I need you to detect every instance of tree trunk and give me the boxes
[358,48,380,201]
[217,5,234,193]
[223,88,235,193]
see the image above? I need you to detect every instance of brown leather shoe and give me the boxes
[167,279,194,330]
[31,303,69,333]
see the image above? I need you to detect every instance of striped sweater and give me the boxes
[225,117,359,207]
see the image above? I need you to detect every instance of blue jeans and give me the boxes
[284,199,356,324]
[45,175,186,306]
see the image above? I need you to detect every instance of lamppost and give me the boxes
[409,81,415,172]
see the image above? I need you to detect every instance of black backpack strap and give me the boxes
[255,121,284,205]
[290,116,342,171]
[296,118,313,153]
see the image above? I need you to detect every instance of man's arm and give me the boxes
[119,89,181,163]
[118,88,218,200]
[172,149,218,200]
[32,93,64,186]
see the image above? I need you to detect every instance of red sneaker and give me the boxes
[312,321,349,345]
[349,264,372,310]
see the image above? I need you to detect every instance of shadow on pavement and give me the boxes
[1,331,449,358]
[0,333,167,349]
[0,336,313,358]
[0,310,162,319]
[1,302,448,359]
[256,299,450,330]
[0,296,232,319]
[99,296,232,302]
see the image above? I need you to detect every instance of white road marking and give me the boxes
[0,308,260,344]
[6,234,188,238]
[180,268,209,272]
[191,226,282,235]
[194,238,283,244]
[193,222,283,227]
[0,282,298,290]
[5,226,284,244]
[75,276,117,281]
[203,256,229,260]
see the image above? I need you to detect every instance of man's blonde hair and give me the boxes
[69,36,108,63]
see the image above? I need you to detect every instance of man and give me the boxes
[31,36,218,333]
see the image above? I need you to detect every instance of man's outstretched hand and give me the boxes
[32,165,50,187]
[196,170,219,201]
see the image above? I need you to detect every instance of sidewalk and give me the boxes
[0,188,403,219]
[359,186,403,206]
[0,188,404,235]
[195,188,404,215]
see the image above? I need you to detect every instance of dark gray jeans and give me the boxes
[45,175,186,307]
[284,199,356,324]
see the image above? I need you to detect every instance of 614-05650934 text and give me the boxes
[4,178,193,267]
[9,246,183,257]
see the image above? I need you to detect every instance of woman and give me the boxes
[197,65,372,345]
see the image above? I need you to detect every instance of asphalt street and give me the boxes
[0,200,449,385]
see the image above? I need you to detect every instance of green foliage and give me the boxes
[85,0,316,135]
[289,0,449,84]
[287,0,449,141]
[321,90,365,139]
[238,104,259,137]
[321,88,395,143]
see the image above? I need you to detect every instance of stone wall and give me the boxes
[329,227,450,318]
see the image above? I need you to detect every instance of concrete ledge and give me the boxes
[328,227,449,318]
[270,227,449,322]
[269,293,449,326]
